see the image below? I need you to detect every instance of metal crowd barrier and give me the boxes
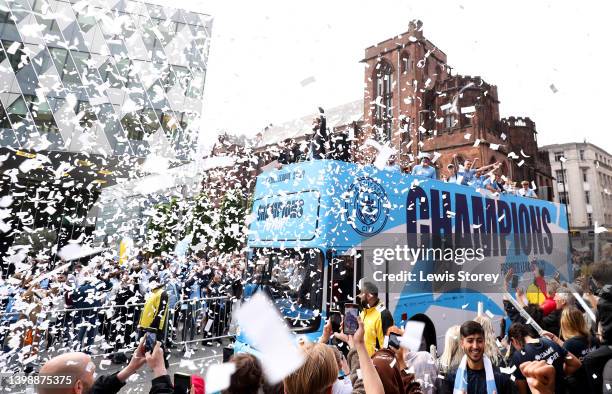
[0,295,235,371]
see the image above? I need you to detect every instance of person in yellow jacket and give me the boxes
[138,278,170,339]
[137,277,170,367]
[357,281,394,357]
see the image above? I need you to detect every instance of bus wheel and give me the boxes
[409,314,436,351]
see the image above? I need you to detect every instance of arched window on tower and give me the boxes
[374,60,393,141]
[401,52,410,74]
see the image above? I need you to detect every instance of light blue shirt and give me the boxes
[457,168,476,185]
[470,175,486,189]
[483,177,501,192]
[518,188,537,198]
[411,164,436,179]
[385,165,401,172]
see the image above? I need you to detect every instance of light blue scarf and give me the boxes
[453,354,497,394]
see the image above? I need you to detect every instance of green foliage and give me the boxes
[145,189,247,256]
[186,192,217,252]
[145,197,183,256]
[216,189,247,254]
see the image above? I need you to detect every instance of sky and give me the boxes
[153,0,612,155]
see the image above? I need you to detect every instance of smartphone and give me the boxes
[343,304,359,335]
[388,332,401,349]
[144,332,157,354]
[329,310,342,333]
[174,373,191,394]
[511,275,519,289]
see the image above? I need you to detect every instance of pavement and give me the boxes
[2,339,233,393]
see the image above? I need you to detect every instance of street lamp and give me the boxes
[559,157,573,251]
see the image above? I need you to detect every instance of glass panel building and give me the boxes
[0,0,211,270]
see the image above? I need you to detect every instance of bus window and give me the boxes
[329,255,355,311]
[246,248,323,332]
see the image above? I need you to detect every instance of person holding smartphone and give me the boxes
[357,281,394,356]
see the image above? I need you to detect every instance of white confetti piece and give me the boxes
[7,41,21,54]
[460,106,475,114]
[179,358,198,370]
[0,195,12,208]
[490,143,500,150]
[595,225,608,234]
[473,139,480,147]
[234,292,304,383]
[205,362,236,393]
[464,133,471,140]
[362,139,396,170]
[461,303,469,309]
[399,321,425,352]
[300,76,316,86]
[485,310,494,319]
[57,243,106,261]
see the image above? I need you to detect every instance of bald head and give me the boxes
[38,352,95,394]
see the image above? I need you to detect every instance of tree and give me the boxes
[185,192,218,254]
[216,189,247,254]
[145,197,183,255]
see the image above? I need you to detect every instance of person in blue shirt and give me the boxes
[457,159,478,185]
[517,181,538,198]
[482,175,499,193]
[411,156,437,179]
[457,158,501,186]
[446,163,460,183]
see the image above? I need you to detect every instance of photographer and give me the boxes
[36,338,172,394]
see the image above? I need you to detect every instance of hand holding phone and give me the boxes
[329,311,342,333]
[343,304,359,336]
[144,332,157,354]
[388,332,401,349]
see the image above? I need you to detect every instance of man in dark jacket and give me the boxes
[540,286,574,337]
[36,338,173,394]
[72,275,102,352]
[583,261,612,393]
[310,109,327,160]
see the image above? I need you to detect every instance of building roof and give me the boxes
[254,100,363,149]
[540,142,611,158]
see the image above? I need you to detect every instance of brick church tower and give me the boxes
[358,20,553,199]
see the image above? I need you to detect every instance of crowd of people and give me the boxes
[6,248,608,394]
[270,112,541,199]
[0,227,610,394]
[0,252,244,371]
[409,154,540,198]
